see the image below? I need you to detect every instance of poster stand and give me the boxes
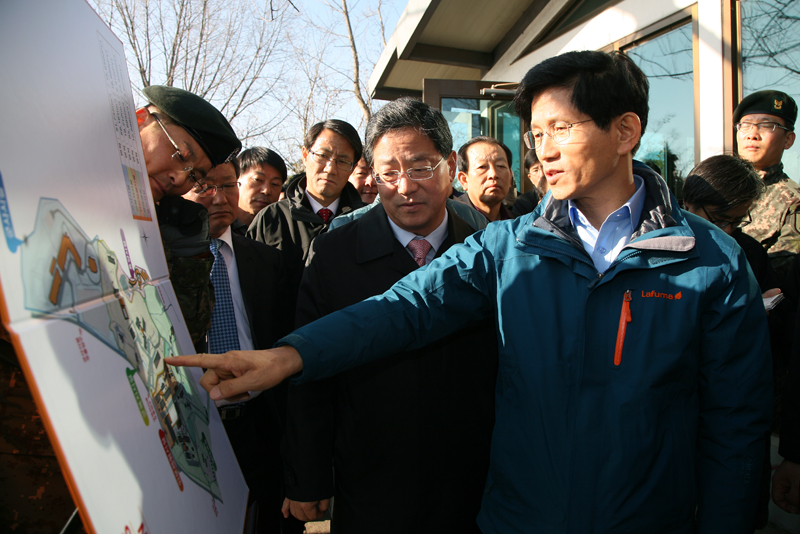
[0,1,248,532]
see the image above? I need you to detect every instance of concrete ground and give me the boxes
[304,521,330,533]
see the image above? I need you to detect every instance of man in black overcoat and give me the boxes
[281,99,498,534]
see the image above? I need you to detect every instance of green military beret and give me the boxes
[733,90,797,129]
[142,85,242,166]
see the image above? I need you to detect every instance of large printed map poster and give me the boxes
[0,1,247,532]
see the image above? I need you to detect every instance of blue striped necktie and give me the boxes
[208,238,240,353]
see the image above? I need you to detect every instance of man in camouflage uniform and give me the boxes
[137,86,242,347]
[736,90,798,280]
[0,87,240,531]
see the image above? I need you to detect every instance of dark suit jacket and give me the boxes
[284,205,498,534]
[230,233,295,351]
[215,233,297,534]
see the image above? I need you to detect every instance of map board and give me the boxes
[0,1,248,532]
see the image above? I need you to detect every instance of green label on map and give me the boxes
[126,367,149,426]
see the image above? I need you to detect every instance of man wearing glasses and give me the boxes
[137,85,241,347]
[183,161,302,534]
[280,98,496,533]
[170,52,771,534]
[735,90,798,279]
[247,120,365,293]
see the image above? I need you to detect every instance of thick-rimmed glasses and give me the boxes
[701,206,752,230]
[373,156,446,185]
[191,182,239,197]
[152,113,197,182]
[735,121,792,134]
[307,150,355,172]
[524,119,594,151]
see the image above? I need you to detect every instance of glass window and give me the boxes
[741,0,800,181]
[441,98,521,191]
[625,22,695,199]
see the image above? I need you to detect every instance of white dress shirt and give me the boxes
[306,189,341,219]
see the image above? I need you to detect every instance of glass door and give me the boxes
[423,80,525,192]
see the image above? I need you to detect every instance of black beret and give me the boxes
[733,90,797,129]
[142,85,242,166]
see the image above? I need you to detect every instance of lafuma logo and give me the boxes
[641,290,682,300]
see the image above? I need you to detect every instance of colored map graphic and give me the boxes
[18,197,220,500]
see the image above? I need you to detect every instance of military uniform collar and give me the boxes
[762,163,787,186]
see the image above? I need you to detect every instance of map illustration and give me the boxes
[16,196,221,501]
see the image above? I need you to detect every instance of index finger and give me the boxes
[166,353,227,369]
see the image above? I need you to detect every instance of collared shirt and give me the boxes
[568,175,645,273]
[214,226,254,352]
[306,189,341,220]
[387,210,449,266]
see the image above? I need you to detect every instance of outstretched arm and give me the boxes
[167,345,303,400]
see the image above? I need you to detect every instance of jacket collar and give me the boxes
[762,162,787,186]
[528,164,695,254]
[285,172,365,224]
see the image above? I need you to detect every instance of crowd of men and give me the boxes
[3,48,800,534]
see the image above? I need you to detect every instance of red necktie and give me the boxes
[318,208,333,223]
[407,239,432,267]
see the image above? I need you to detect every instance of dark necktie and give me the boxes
[318,208,333,223]
[208,238,240,353]
[407,238,432,267]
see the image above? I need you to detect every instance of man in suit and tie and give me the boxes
[280,98,498,534]
[183,160,302,534]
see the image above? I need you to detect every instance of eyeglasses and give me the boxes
[528,165,543,176]
[373,156,446,186]
[735,121,792,134]
[191,182,239,197]
[152,113,197,182]
[307,150,355,172]
[701,206,752,230]
[524,119,593,150]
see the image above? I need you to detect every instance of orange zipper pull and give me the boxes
[614,290,632,366]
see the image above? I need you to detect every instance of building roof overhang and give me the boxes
[369,0,589,100]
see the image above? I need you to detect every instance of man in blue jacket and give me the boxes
[170,51,773,534]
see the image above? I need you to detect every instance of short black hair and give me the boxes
[682,155,765,213]
[364,97,452,165]
[305,119,363,164]
[230,157,241,179]
[456,136,512,173]
[237,147,288,183]
[524,149,540,173]
[514,50,649,137]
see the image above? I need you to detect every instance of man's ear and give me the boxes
[446,151,458,180]
[785,130,796,151]
[456,170,469,190]
[616,112,642,155]
[135,107,150,130]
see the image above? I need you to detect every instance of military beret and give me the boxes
[733,90,797,129]
[142,85,242,166]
